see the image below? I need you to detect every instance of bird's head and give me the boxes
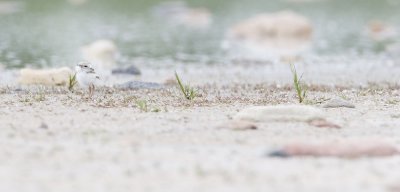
[76,61,93,73]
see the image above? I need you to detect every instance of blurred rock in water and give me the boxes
[152,1,188,17]
[0,1,24,14]
[225,10,313,59]
[151,1,212,29]
[112,65,141,75]
[365,20,397,42]
[285,0,328,3]
[67,0,88,6]
[81,39,118,72]
[18,67,73,86]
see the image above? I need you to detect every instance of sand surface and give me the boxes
[1,83,400,192]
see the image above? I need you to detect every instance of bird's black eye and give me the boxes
[83,65,88,68]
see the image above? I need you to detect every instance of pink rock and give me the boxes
[270,140,399,158]
[307,118,341,129]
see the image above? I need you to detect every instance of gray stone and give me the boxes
[114,81,163,90]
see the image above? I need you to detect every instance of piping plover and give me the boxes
[75,61,100,98]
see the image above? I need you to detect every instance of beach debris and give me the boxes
[234,105,324,122]
[366,20,397,42]
[18,67,73,86]
[152,1,212,29]
[226,10,313,57]
[268,140,399,158]
[217,120,257,131]
[307,118,341,129]
[114,81,163,90]
[0,1,24,14]
[81,39,118,70]
[323,98,355,108]
[111,65,141,75]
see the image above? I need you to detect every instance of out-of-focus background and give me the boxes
[2,2,400,192]
[1,0,399,69]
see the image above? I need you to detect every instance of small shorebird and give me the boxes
[75,61,100,98]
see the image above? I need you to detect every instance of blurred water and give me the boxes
[0,0,399,69]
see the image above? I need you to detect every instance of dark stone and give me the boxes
[268,150,290,158]
[112,65,141,75]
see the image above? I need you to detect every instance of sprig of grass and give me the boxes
[135,99,161,112]
[136,100,149,112]
[34,93,46,102]
[175,71,197,100]
[68,73,77,91]
[290,63,307,103]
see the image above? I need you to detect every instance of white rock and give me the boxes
[81,39,118,71]
[323,98,355,108]
[18,67,73,86]
[234,105,324,122]
[226,10,313,57]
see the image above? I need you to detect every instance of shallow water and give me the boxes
[0,0,400,71]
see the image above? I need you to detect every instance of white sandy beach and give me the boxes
[1,81,400,192]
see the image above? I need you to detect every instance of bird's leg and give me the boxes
[88,84,94,99]
[92,84,95,97]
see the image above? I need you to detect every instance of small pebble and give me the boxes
[39,122,48,129]
[308,118,341,129]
